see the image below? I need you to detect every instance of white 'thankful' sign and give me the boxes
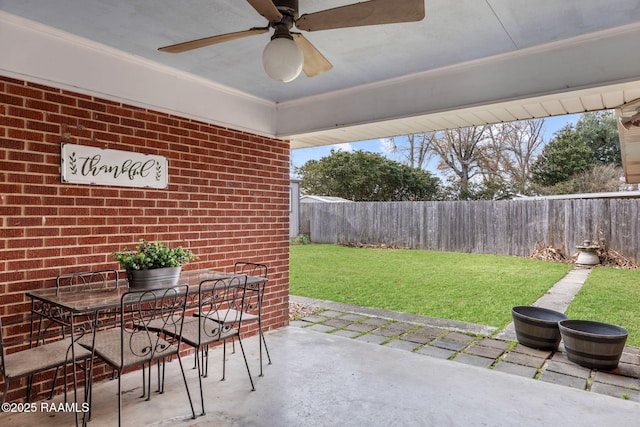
[61,143,168,189]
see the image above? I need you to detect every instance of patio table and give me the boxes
[26,269,267,426]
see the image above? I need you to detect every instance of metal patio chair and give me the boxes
[81,285,196,426]
[54,270,121,382]
[230,262,271,376]
[0,314,91,405]
[151,275,254,416]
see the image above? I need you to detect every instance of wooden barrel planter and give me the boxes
[512,306,568,350]
[559,320,628,370]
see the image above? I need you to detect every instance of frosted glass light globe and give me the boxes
[262,37,304,83]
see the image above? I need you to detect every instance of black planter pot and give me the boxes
[512,306,569,351]
[126,266,182,289]
[559,319,628,370]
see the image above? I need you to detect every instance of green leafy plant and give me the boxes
[290,234,311,245]
[112,239,197,271]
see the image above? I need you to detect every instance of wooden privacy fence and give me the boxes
[300,199,640,263]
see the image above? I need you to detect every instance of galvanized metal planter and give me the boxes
[512,306,568,351]
[559,319,628,370]
[126,266,182,289]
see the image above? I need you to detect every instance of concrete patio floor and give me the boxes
[2,325,640,427]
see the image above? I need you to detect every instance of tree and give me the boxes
[531,125,593,187]
[383,133,436,169]
[574,111,621,166]
[391,121,545,200]
[531,111,623,193]
[488,119,546,195]
[298,150,439,201]
[539,164,624,195]
[432,126,491,200]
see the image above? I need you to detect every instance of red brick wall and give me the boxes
[0,75,290,401]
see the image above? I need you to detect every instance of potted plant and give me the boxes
[112,239,197,289]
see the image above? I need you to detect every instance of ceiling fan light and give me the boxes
[262,37,304,83]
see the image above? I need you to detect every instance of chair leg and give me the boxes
[26,375,33,403]
[257,327,272,377]
[262,329,272,365]
[145,362,152,402]
[261,329,272,365]
[2,380,9,405]
[258,331,263,377]
[117,372,123,427]
[176,353,197,419]
[221,341,227,381]
[236,336,255,391]
[257,320,271,377]
[194,348,206,416]
[202,345,209,378]
[141,364,147,398]
[63,363,70,404]
[157,359,163,393]
[160,359,167,394]
[86,354,96,422]
[81,358,90,426]
[49,367,60,399]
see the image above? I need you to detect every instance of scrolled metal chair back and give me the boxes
[197,275,248,341]
[121,285,188,359]
[234,262,267,292]
[56,269,119,295]
[234,262,267,278]
[232,262,267,314]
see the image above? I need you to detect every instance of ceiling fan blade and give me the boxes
[292,33,333,77]
[246,0,283,23]
[296,0,425,32]
[158,27,269,53]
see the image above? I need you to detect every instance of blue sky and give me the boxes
[291,114,582,174]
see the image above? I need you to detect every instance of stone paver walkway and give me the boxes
[496,266,592,341]
[290,266,640,403]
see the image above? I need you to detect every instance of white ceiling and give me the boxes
[2,0,640,155]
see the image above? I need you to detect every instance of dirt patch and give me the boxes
[341,242,404,249]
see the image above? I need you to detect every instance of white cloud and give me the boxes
[332,143,353,152]
[379,137,396,154]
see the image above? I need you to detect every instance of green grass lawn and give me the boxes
[290,244,572,329]
[291,244,640,346]
[566,267,640,346]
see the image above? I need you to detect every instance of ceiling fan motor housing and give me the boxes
[271,0,298,40]
[273,0,299,20]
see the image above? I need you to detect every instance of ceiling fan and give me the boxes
[158,0,426,82]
